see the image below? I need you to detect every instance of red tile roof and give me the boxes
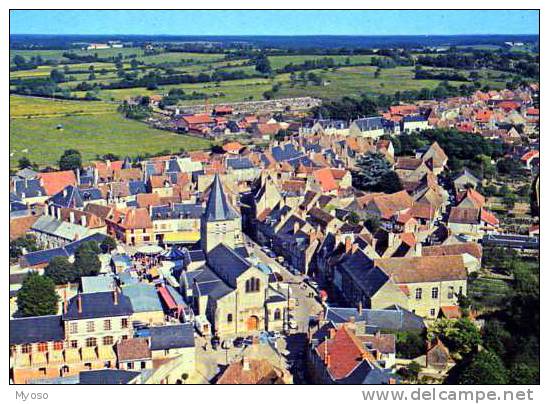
[422,242,482,261]
[38,170,77,196]
[375,255,467,283]
[313,167,338,192]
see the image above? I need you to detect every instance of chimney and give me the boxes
[113,289,119,305]
[351,243,359,254]
[325,354,331,368]
[69,211,75,223]
[242,358,250,371]
[345,236,352,254]
[77,294,83,314]
[293,221,300,234]
[63,188,68,198]
[358,301,363,316]
[329,328,337,339]
[81,215,87,227]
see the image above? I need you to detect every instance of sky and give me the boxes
[10,10,539,36]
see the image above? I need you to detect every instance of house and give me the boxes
[308,324,395,384]
[121,283,165,325]
[520,150,539,170]
[148,324,195,375]
[37,171,77,196]
[374,255,467,318]
[116,338,153,371]
[447,207,499,239]
[62,291,134,349]
[422,242,482,273]
[106,208,154,246]
[349,117,385,139]
[453,168,480,193]
[401,115,430,133]
[216,356,292,384]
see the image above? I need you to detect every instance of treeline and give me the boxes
[416,50,539,78]
[312,81,488,121]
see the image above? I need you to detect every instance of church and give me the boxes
[181,174,288,337]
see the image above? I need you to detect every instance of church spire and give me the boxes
[204,174,239,222]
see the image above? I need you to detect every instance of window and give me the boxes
[246,277,261,293]
[431,287,439,299]
[85,337,97,348]
[274,309,281,321]
[430,309,436,317]
[141,361,147,369]
[121,318,129,329]
[39,367,47,376]
[103,336,114,345]
[415,288,422,300]
[37,342,48,352]
[86,321,95,333]
[70,340,78,349]
[227,314,233,323]
[458,286,463,296]
[69,322,78,334]
[21,343,32,354]
[104,319,111,331]
[54,341,64,351]
[447,286,455,299]
[127,362,134,370]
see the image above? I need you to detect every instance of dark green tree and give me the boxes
[352,152,392,192]
[377,171,404,194]
[454,350,508,384]
[74,241,101,277]
[18,157,33,170]
[10,235,39,263]
[16,272,59,317]
[100,236,117,253]
[508,363,539,384]
[58,149,82,171]
[44,256,79,285]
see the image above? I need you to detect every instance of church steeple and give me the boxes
[201,174,242,253]
[204,174,239,222]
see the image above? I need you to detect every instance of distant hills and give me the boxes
[10,34,539,50]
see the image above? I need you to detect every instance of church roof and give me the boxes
[204,174,239,222]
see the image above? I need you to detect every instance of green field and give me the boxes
[10,95,211,169]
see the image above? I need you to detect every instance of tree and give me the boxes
[508,363,539,384]
[254,53,272,74]
[59,149,82,171]
[74,241,101,277]
[16,272,59,317]
[352,152,393,192]
[377,171,403,194]
[482,319,512,359]
[428,318,481,357]
[49,69,65,83]
[100,236,117,253]
[454,350,508,384]
[396,331,425,359]
[10,235,39,263]
[18,157,33,169]
[44,256,79,285]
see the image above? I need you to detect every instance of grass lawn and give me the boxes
[10,95,211,168]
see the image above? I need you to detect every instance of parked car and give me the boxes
[233,337,244,348]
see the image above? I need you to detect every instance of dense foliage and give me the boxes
[16,272,59,317]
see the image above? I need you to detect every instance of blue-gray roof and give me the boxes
[63,292,133,321]
[203,174,239,222]
[227,157,254,170]
[337,251,388,298]
[151,203,203,220]
[271,143,302,162]
[49,185,84,209]
[207,244,250,288]
[325,305,425,332]
[122,283,163,313]
[354,117,384,131]
[79,369,140,385]
[21,233,106,267]
[10,315,64,345]
[13,178,45,199]
[402,115,427,123]
[128,180,147,195]
[149,323,195,351]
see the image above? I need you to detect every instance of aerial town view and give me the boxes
[8,9,540,387]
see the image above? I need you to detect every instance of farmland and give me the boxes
[9,95,211,169]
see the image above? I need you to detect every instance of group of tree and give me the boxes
[253,53,272,74]
[10,235,39,264]
[352,152,403,194]
[58,149,82,171]
[43,239,113,285]
[118,99,152,121]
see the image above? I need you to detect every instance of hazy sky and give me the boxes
[10,10,539,36]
